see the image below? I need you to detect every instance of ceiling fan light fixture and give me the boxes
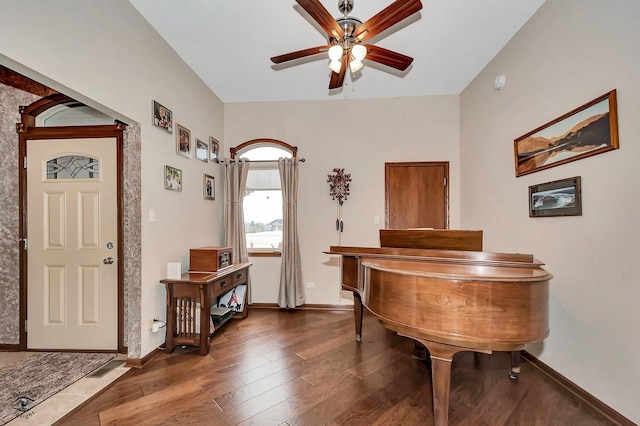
[351,44,367,61]
[349,59,364,73]
[328,59,343,73]
[328,45,344,61]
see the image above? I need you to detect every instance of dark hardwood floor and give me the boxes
[59,309,620,425]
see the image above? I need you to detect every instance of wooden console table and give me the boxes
[160,262,251,355]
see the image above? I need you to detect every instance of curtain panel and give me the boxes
[277,158,304,308]
[224,159,251,302]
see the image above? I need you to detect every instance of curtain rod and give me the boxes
[222,158,305,164]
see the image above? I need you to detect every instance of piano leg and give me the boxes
[509,350,521,380]
[415,339,491,426]
[353,292,364,344]
[430,354,454,426]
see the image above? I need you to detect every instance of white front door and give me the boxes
[27,137,118,350]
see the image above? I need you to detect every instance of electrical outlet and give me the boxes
[147,315,160,330]
[305,282,316,288]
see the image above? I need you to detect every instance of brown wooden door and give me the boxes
[385,162,448,229]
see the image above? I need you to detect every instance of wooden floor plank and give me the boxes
[295,329,355,360]
[215,365,304,410]
[209,377,314,426]
[236,371,362,426]
[346,339,414,378]
[196,354,274,388]
[97,381,209,424]
[236,353,306,385]
[198,375,245,398]
[371,386,433,426]
[285,371,394,426]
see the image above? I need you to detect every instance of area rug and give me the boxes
[0,352,116,425]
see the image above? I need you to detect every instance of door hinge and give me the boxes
[25,320,28,332]
[23,157,27,169]
[444,177,447,186]
[21,238,27,250]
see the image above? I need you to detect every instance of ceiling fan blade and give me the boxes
[364,44,413,71]
[354,0,422,42]
[296,0,345,39]
[329,56,347,89]
[271,45,330,64]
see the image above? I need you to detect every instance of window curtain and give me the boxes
[224,158,251,302]
[277,157,304,308]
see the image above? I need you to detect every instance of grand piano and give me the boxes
[327,229,551,426]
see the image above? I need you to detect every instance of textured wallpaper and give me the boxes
[123,124,142,357]
[0,83,38,345]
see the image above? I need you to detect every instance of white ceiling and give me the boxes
[128,0,546,103]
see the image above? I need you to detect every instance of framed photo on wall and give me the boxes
[176,124,191,158]
[152,100,173,134]
[529,176,581,217]
[203,174,215,200]
[165,165,182,191]
[209,136,220,163]
[514,90,618,177]
[195,138,208,162]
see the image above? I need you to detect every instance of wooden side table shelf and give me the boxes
[160,262,251,355]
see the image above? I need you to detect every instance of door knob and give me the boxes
[103,257,115,265]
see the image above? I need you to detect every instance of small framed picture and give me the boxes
[176,124,191,158]
[165,165,182,191]
[209,136,220,163]
[203,174,215,200]
[529,176,581,217]
[195,138,208,162]
[152,100,173,134]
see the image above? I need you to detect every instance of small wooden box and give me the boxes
[189,246,233,272]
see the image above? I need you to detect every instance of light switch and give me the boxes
[149,209,156,222]
[373,215,380,224]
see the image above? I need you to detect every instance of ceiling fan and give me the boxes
[270,0,423,90]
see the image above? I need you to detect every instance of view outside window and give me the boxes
[240,146,292,250]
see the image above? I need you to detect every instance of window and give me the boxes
[46,154,100,180]
[237,145,293,252]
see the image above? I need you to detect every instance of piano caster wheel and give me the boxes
[509,367,520,380]
[355,334,362,344]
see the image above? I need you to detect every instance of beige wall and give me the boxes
[225,96,460,304]
[460,0,640,421]
[0,0,225,357]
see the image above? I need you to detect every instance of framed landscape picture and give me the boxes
[152,100,173,134]
[164,165,182,192]
[514,90,618,177]
[529,176,581,217]
[176,124,191,158]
